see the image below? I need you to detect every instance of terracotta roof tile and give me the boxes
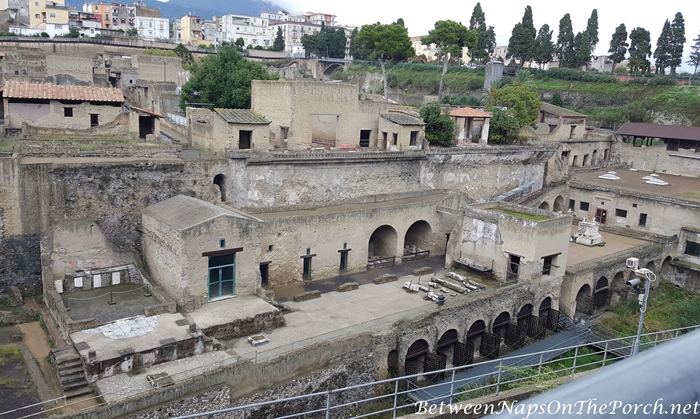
[2,81,124,103]
[449,107,492,118]
[215,108,270,125]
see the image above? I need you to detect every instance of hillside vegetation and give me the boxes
[335,63,700,126]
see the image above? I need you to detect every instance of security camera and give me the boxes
[626,278,642,288]
[626,257,639,270]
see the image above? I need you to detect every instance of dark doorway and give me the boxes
[359,129,371,147]
[575,284,593,315]
[260,262,269,287]
[213,174,226,202]
[467,320,486,356]
[595,208,607,225]
[138,115,155,138]
[594,277,609,309]
[553,196,565,212]
[303,257,312,280]
[368,225,398,264]
[239,130,252,149]
[90,114,99,127]
[492,312,511,339]
[538,201,550,210]
[506,254,520,281]
[339,251,348,273]
[639,213,647,227]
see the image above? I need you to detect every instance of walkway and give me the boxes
[270,255,447,303]
[408,328,587,405]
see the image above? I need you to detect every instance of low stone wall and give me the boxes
[200,310,287,341]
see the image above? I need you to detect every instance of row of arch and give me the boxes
[369,220,434,261]
[392,297,557,377]
[574,260,658,314]
[538,195,566,212]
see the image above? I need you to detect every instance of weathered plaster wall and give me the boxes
[45,54,94,83]
[616,142,700,177]
[257,194,451,285]
[6,101,123,130]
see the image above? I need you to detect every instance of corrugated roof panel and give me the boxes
[616,122,700,142]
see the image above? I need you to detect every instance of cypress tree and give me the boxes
[533,24,554,69]
[629,27,652,74]
[608,23,628,66]
[586,9,599,52]
[654,20,672,74]
[557,13,575,67]
[669,12,685,74]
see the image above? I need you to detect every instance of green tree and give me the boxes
[487,107,521,144]
[507,6,536,66]
[573,31,592,69]
[556,13,576,67]
[235,37,245,49]
[688,31,700,76]
[421,20,476,103]
[419,102,455,146]
[348,27,363,59]
[585,9,599,52]
[485,83,540,129]
[629,27,652,74]
[355,22,414,102]
[669,12,685,74]
[468,3,496,64]
[395,18,405,27]
[174,43,194,67]
[179,46,277,110]
[654,20,672,74]
[273,27,285,52]
[608,23,628,66]
[551,92,564,107]
[301,24,346,58]
[126,28,138,37]
[533,24,554,69]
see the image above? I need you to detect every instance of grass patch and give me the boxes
[603,282,700,336]
[142,48,176,57]
[0,345,22,366]
[0,137,18,152]
[487,207,550,221]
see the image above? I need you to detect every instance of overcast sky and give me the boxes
[277,0,699,72]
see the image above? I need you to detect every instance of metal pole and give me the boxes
[448,369,456,404]
[495,360,503,395]
[538,353,543,378]
[602,341,609,367]
[392,380,398,419]
[572,346,578,375]
[325,391,330,419]
[632,277,651,356]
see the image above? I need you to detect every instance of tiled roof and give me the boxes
[144,195,258,232]
[616,122,700,142]
[449,107,492,118]
[540,102,587,118]
[215,108,270,125]
[2,81,124,102]
[381,112,425,126]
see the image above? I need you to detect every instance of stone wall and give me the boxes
[45,55,94,84]
[616,141,700,177]
[0,233,41,294]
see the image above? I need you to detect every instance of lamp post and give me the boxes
[627,268,657,356]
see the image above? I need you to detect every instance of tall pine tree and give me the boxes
[629,27,652,74]
[586,9,599,52]
[654,20,672,74]
[557,13,576,67]
[688,31,700,76]
[573,31,592,69]
[468,3,496,64]
[507,6,536,66]
[669,12,685,74]
[608,23,628,66]
[273,27,285,52]
[533,24,554,69]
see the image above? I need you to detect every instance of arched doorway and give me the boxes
[592,149,598,165]
[646,260,656,272]
[466,320,486,357]
[517,304,533,324]
[538,201,550,211]
[403,220,432,258]
[437,329,459,367]
[492,311,511,339]
[368,225,398,268]
[575,284,592,315]
[660,256,674,284]
[539,297,552,315]
[593,277,609,310]
[404,339,430,378]
[553,196,565,212]
[213,174,226,202]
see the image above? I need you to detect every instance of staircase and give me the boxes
[126,264,142,283]
[50,345,93,399]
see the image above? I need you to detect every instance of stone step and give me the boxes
[62,379,90,392]
[59,372,86,385]
[51,345,75,354]
[55,356,83,368]
[64,386,93,399]
[57,365,85,376]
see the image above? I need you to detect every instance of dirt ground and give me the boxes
[0,337,42,417]
[1,298,100,416]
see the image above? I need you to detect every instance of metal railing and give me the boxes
[163,325,699,419]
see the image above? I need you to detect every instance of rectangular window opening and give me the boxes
[579,201,590,211]
[615,208,627,218]
[359,129,371,148]
[90,114,99,127]
[64,107,74,117]
[568,199,575,211]
[410,131,418,146]
[506,254,520,281]
[685,241,700,257]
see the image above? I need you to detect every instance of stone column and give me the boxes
[479,118,490,145]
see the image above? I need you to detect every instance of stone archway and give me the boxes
[610,271,628,305]
[575,284,593,315]
[404,339,430,376]
[466,320,486,357]
[516,304,533,325]
[403,220,432,257]
[553,196,565,212]
[368,225,398,267]
[538,201,550,211]
[213,174,226,202]
[492,311,511,340]
[436,329,459,367]
[593,277,609,310]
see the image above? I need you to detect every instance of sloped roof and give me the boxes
[144,195,258,232]
[2,81,124,103]
[616,122,700,142]
[449,107,492,118]
[381,112,425,126]
[215,108,270,125]
[540,102,586,118]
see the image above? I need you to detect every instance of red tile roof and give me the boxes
[2,81,124,103]
[449,107,491,118]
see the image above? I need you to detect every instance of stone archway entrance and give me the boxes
[368,225,398,268]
